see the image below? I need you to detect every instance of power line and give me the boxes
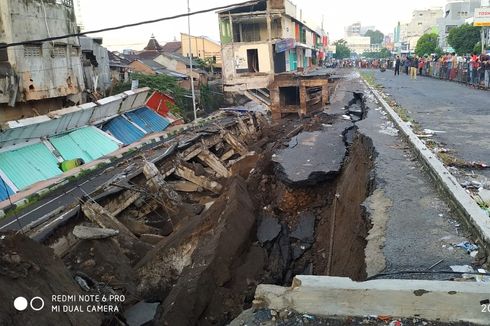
[0,0,260,49]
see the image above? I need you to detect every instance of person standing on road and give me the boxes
[404,56,411,75]
[410,55,419,80]
[394,55,401,76]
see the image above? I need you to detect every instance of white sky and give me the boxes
[78,0,447,51]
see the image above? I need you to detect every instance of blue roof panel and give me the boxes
[125,107,170,133]
[101,116,146,145]
[0,178,14,202]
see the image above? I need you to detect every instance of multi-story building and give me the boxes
[345,22,362,37]
[218,0,326,93]
[345,36,371,54]
[401,8,442,51]
[181,33,222,67]
[0,0,85,122]
[437,0,481,50]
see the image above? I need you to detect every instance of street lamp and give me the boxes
[187,0,197,121]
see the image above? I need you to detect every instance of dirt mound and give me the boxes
[135,176,256,325]
[0,233,103,326]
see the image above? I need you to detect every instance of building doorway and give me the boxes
[247,49,259,72]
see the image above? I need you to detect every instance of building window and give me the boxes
[24,45,42,57]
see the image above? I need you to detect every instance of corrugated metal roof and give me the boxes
[0,178,14,202]
[50,126,120,163]
[101,116,146,145]
[125,107,170,133]
[0,143,62,190]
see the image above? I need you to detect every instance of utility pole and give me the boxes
[187,0,197,121]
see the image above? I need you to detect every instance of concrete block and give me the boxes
[255,276,490,324]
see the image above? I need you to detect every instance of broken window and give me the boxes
[279,87,300,106]
[233,21,266,43]
[247,49,259,73]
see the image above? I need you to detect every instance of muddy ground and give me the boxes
[0,84,381,326]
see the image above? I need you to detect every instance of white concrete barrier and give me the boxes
[255,275,490,324]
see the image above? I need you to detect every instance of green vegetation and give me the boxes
[364,29,384,45]
[334,39,351,59]
[447,24,481,55]
[415,33,441,57]
[362,48,392,59]
[200,84,224,114]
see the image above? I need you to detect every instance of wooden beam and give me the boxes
[198,149,231,178]
[82,201,137,240]
[222,131,248,156]
[175,163,223,194]
[220,149,235,161]
[167,180,204,192]
[107,191,142,217]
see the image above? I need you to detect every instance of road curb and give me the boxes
[364,80,490,253]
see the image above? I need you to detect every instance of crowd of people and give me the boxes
[327,52,490,88]
[392,52,490,87]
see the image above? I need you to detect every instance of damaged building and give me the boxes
[0,0,85,122]
[218,0,329,119]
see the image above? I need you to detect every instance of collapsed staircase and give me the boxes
[242,88,271,109]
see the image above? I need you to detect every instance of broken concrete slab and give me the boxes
[254,275,490,325]
[72,225,119,240]
[290,212,315,243]
[124,301,160,326]
[273,121,352,187]
[140,234,166,245]
[257,216,281,244]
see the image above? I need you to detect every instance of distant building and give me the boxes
[345,22,362,37]
[345,36,371,54]
[0,0,84,122]
[360,25,376,36]
[161,41,182,54]
[108,52,131,83]
[437,0,481,50]
[402,8,442,51]
[181,33,222,66]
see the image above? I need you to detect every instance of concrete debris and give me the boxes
[257,216,282,244]
[72,225,119,240]
[290,212,315,243]
[74,275,91,291]
[273,122,352,187]
[124,301,160,326]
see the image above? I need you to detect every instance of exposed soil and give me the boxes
[0,89,379,326]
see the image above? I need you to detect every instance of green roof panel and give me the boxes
[50,126,119,163]
[0,142,62,190]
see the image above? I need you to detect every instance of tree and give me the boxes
[415,33,439,57]
[447,24,481,55]
[131,73,189,119]
[334,39,351,59]
[364,30,384,45]
[379,48,392,58]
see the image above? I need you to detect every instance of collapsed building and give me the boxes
[218,0,330,119]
